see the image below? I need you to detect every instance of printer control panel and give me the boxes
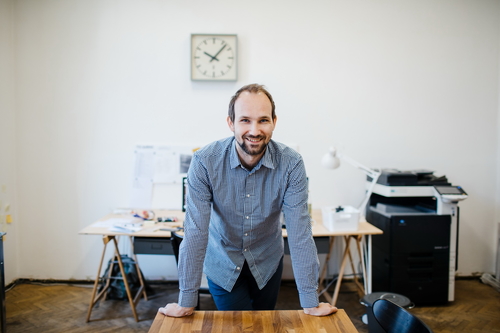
[434,186,468,203]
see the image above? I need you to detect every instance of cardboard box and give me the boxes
[322,206,360,232]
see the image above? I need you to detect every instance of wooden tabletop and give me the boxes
[79,209,382,238]
[78,209,184,237]
[148,309,359,333]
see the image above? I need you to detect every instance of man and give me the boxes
[159,84,337,317]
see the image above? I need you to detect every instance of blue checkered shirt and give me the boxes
[177,137,319,308]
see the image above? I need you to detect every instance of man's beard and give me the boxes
[237,135,268,156]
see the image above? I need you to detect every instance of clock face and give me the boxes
[191,34,238,81]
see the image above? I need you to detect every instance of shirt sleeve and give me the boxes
[282,156,320,308]
[177,153,212,308]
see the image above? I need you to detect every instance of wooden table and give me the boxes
[148,310,359,333]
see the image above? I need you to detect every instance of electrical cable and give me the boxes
[480,273,500,292]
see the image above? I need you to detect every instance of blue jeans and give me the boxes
[207,257,284,311]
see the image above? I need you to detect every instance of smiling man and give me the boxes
[159,84,337,317]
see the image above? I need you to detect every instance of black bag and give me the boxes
[98,254,151,300]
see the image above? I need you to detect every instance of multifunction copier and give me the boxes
[366,169,468,305]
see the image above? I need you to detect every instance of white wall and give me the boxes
[4,0,500,283]
[0,0,20,285]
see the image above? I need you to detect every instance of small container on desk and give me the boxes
[321,205,360,232]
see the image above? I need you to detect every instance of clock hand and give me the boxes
[210,44,227,62]
[204,51,219,62]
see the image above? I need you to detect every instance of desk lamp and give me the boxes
[322,147,381,219]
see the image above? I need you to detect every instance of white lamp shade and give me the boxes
[322,148,341,169]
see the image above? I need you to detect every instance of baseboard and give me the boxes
[6,275,483,292]
[5,278,180,291]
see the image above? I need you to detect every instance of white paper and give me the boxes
[130,177,153,208]
[153,145,195,184]
[154,146,180,183]
[129,144,200,209]
[130,145,155,208]
[109,225,142,233]
[93,217,143,228]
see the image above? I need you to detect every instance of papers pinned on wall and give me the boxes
[153,145,196,184]
[130,144,200,209]
[130,145,155,209]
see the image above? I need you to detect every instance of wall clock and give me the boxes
[191,34,238,81]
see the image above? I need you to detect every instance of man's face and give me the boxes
[227,91,277,158]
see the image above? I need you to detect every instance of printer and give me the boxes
[366,169,468,305]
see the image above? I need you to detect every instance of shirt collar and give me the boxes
[229,138,276,171]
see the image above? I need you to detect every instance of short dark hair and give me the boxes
[228,84,276,122]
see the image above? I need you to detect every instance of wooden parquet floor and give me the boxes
[5,278,500,333]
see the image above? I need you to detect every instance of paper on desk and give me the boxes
[93,217,144,233]
[109,224,142,233]
[109,217,143,233]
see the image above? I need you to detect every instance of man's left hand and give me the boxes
[158,303,195,317]
[303,302,338,316]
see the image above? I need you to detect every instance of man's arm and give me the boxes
[159,154,212,316]
[282,157,337,316]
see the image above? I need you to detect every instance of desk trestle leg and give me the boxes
[86,235,147,322]
[346,236,365,298]
[128,236,148,302]
[325,235,367,307]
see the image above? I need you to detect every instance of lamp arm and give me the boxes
[338,153,381,218]
[358,172,381,219]
[338,153,380,179]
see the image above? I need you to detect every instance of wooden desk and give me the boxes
[148,310,359,333]
[79,209,382,321]
[307,210,383,306]
[79,210,183,322]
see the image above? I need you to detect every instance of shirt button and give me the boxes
[236,267,241,270]
[244,249,247,252]
[246,194,250,197]
[244,233,248,236]
[246,216,249,219]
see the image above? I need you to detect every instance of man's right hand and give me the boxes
[303,302,338,316]
[158,303,195,317]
